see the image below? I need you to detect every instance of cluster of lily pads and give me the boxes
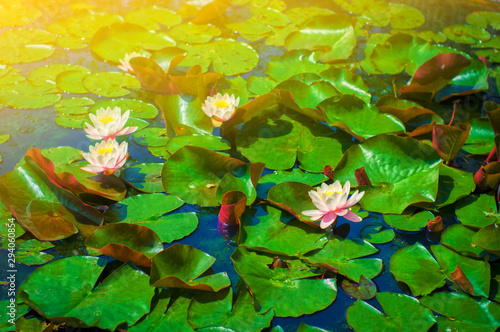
[1,0,500,331]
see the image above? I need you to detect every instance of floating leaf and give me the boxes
[435,164,475,207]
[89,98,158,119]
[169,23,221,44]
[132,127,168,147]
[467,11,500,29]
[346,292,436,332]
[285,14,356,62]
[473,223,500,255]
[456,194,499,228]
[432,123,471,163]
[341,275,377,300]
[320,95,405,141]
[165,135,230,155]
[65,11,123,40]
[320,68,371,103]
[124,6,181,30]
[334,135,442,214]
[82,71,141,97]
[0,29,55,64]
[219,190,247,226]
[27,64,89,87]
[18,256,154,331]
[389,4,425,29]
[90,22,175,63]
[257,169,327,199]
[55,113,88,129]
[236,112,353,172]
[360,222,395,244]
[441,224,486,258]
[302,238,382,281]
[216,163,264,205]
[232,247,337,317]
[265,50,329,81]
[443,24,491,44]
[0,4,42,27]
[384,209,433,231]
[54,97,94,115]
[56,70,91,94]
[15,239,54,266]
[151,244,231,292]
[390,242,446,296]
[121,163,164,193]
[179,39,259,76]
[162,146,245,206]
[0,81,60,109]
[285,7,334,25]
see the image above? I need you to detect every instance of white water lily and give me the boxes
[185,0,214,8]
[202,93,240,127]
[302,181,365,229]
[84,106,137,141]
[117,51,149,73]
[81,139,129,175]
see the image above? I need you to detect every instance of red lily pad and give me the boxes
[341,275,377,300]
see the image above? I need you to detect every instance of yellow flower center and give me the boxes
[99,116,115,123]
[326,189,343,196]
[214,100,229,108]
[97,146,113,155]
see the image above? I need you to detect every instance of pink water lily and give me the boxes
[81,139,129,175]
[302,181,365,229]
[84,106,137,141]
[202,93,239,127]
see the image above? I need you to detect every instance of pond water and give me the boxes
[1,0,500,331]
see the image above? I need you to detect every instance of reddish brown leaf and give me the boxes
[427,216,443,232]
[129,57,172,94]
[341,275,377,300]
[432,123,471,163]
[324,165,334,180]
[191,0,231,24]
[474,161,500,191]
[486,101,500,136]
[451,263,475,295]
[355,167,372,186]
[218,190,247,225]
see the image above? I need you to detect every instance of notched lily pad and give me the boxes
[82,71,141,97]
[360,222,395,244]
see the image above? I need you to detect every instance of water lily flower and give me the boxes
[84,106,137,141]
[302,181,365,229]
[185,0,214,9]
[81,139,128,175]
[117,51,149,73]
[202,93,240,127]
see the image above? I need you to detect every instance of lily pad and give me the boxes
[0,4,42,27]
[55,113,89,129]
[236,112,353,172]
[124,6,181,30]
[162,146,245,206]
[169,23,221,44]
[65,11,123,40]
[89,98,158,119]
[341,275,377,300]
[420,292,500,331]
[90,22,176,63]
[473,223,500,255]
[232,247,337,317]
[179,39,259,76]
[346,292,436,332]
[384,209,434,232]
[319,68,371,103]
[334,135,442,214]
[0,28,55,64]
[285,7,335,25]
[443,24,491,44]
[82,71,141,97]
[56,70,91,94]
[455,194,499,228]
[132,127,168,147]
[238,205,328,256]
[467,11,500,29]
[441,224,486,258]
[0,81,60,109]
[360,222,395,244]
[265,50,330,81]
[302,238,382,281]
[18,256,155,331]
[435,164,475,207]
[54,97,95,115]
[257,169,327,199]
[121,163,164,193]
[320,95,405,141]
[216,163,265,205]
[389,242,446,296]
[85,223,164,267]
[285,14,356,62]
[165,135,230,155]
[15,239,54,266]
[389,4,425,29]
[150,244,231,292]
[27,64,89,87]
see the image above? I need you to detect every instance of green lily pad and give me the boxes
[121,163,164,193]
[389,4,425,29]
[169,23,221,44]
[89,98,158,119]
[232,247,337,317]
[346,292,436,332]
[0,81,60,109]
[216,163,264,205]
[441,224,486,258]
[247,76,278,95]
[138,213,199,243]
[435,164,476,207]
[124,6,181,30]
[383,209,434,231]
[165,135,230,155]
[85,223,164,267]
[82,72,141,97]
[132,127,168,147]
[0,66,25,86]
[16,239,54,266]
[389,242,446,296]
[341,275,377,300]
[443,24,491,44]
[0,28,55,64]
[236,112,353,172]
[285,7,334,25]
[360,222,395,244]
[65,11,123,39]
[56,35,88,50]
[257,169,327,199]
[56,70,91,94]
[18,256,155,331]
[467,11,500,29]
[285,14,356,62]
[265,50,330,81]
[456,194,499,228]
[0,4,41,27]
[55,113,88,129]
[418,30,447,43]
[420,292,500,331]
[151,244,231,292]
[302,238,382,281]
[238,205,328,256]
[319,68,371,103]
[162,146,245,206]
[54,97,95,115]
[334,135,442,214]
[90,22,175,63]
[432,244,490,297]
[321,95,405,141]
[179,39,259,76]
[473,223,500,255]
[27,64,89,87]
